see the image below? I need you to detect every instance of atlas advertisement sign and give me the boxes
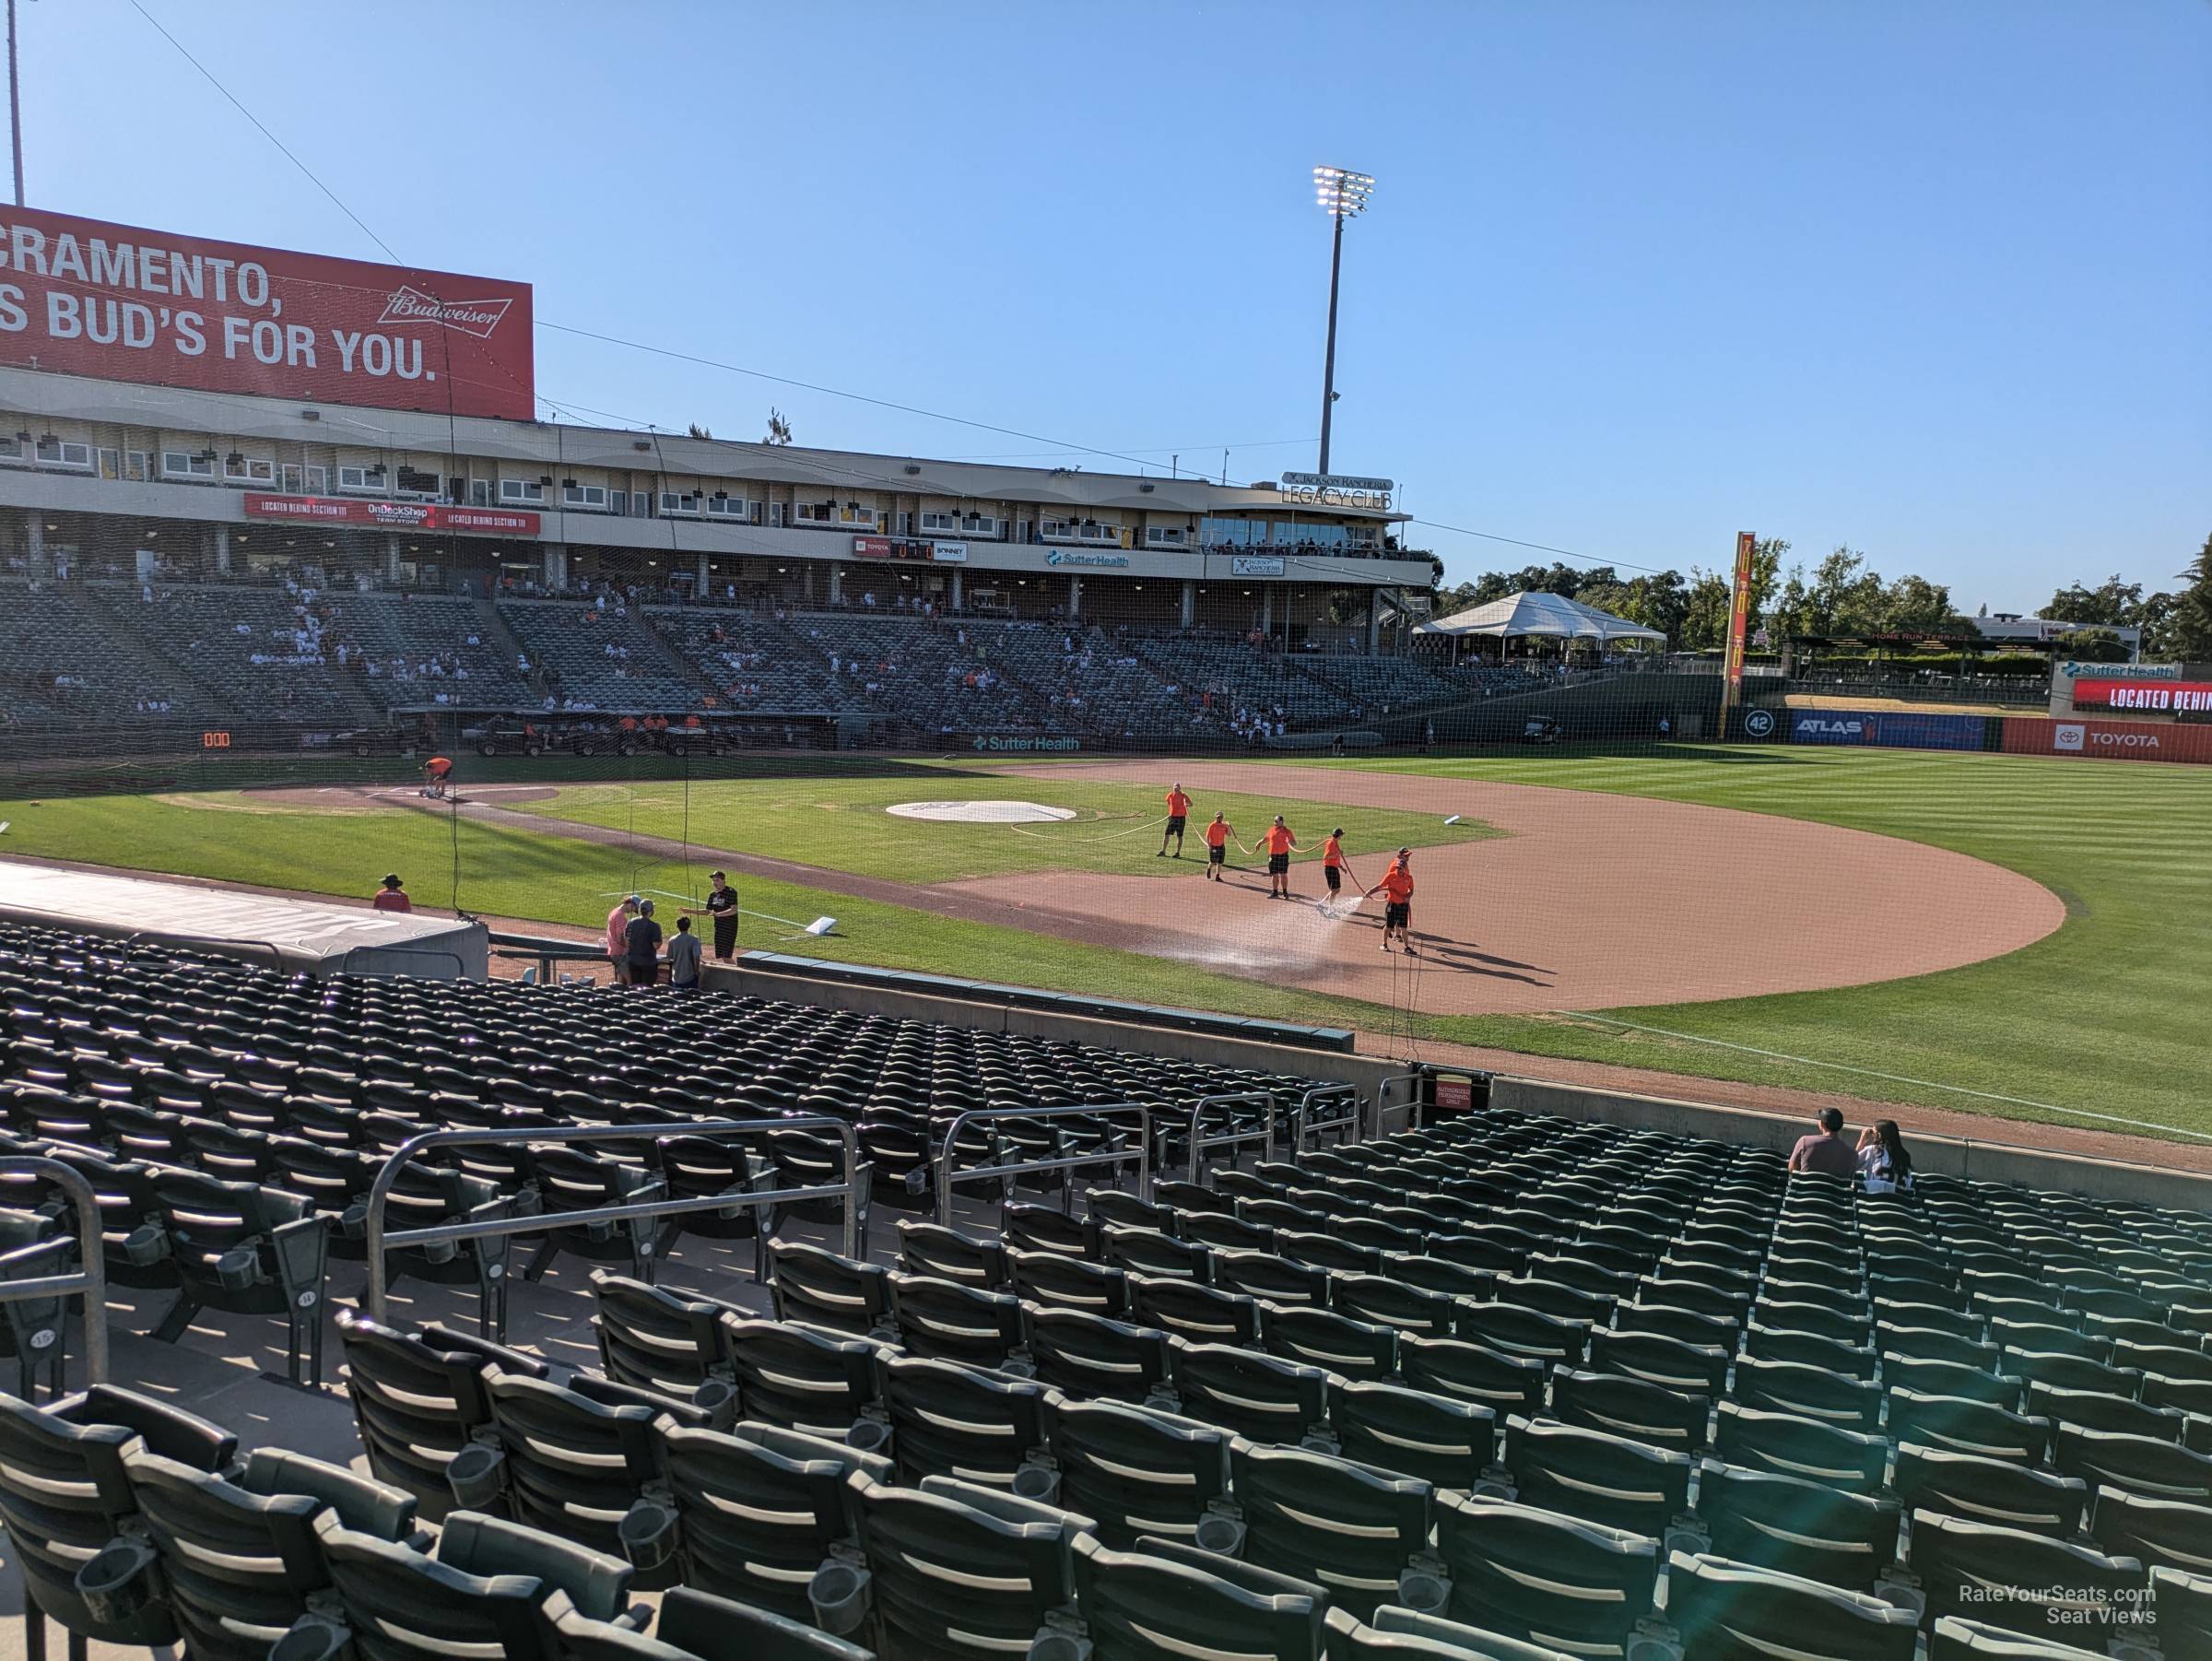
[2004,717,2212,765]
[1790,709,1987,752]
[2072,679,2212,714]
[0,205,534,419]
[242,493,540,536]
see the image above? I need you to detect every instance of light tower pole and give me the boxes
[1312,166,1373,475]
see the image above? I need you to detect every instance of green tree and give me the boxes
[2043,574,2145,627]
[685,422,712,440]
[1679,569,1733,650]
[2171,532,2212,663]
[1880,574,1955,633]
[764,407,794,446]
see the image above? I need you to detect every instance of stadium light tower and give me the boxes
[1312,165,1374,475]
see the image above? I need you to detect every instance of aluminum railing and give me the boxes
[122,929,288,973]
[1290,1083,1362,1151]
[1374,1072,1425,1135]
[936,1103,1152,1223]
[1182,1091,1277,1183]
[362,1116,862,1323]
[0,1156,111,1385]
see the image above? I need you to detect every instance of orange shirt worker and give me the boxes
[1321,828,1358,902]
[1367,849,1416,953]
[421,755,453,798]
[1262,816,1298,899]
[1159,783,1193,857]
[1201,812,1234,881]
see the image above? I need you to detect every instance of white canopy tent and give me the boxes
[1419,590,1668,644]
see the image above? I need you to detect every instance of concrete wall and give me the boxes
[706,959,1407,1099]
[1491,1077,2212,1211]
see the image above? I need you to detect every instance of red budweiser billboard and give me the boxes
[242,493,540,537]
[0,205,533,419]
[2002,716,2212,765]
[2073,679,2212,714]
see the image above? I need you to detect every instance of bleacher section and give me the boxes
[0,920,2208,1659]
[500,597,700,711]
[0,580,1585,739]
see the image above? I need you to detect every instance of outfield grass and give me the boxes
[0,743,2201,1141]
[500,772,1496,883]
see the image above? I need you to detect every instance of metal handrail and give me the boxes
[121,929,288,973]
[1291,1083,1362,1151]
[936,1103,1152,1223]
[1374,1071,1425,1133]
[0,1157,111,1385]
[1182,1091,1278,1183]
[363,1115,862,1323]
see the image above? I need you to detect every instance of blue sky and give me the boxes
[24,1,2210,607]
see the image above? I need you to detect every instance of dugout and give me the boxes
[0,859,487,978]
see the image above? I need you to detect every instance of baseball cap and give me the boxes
[625,893,642,906]
[709,869,726,879]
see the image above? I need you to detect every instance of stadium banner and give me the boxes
[1719,530,1755,721]
[0,205,534,419]
[2073,678,2212,714]
[1790,709,1989,751]
[851,536,932,560]
[2003,717,2212,765]
[242,493,540,536]
[1232,554,1288,576]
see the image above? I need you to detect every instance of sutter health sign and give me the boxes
[0,205,534,419]
[2074,679,2212,713]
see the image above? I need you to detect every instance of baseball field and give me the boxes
[0,741,2202,1142]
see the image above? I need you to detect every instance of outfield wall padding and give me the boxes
[2002,715,2212,764]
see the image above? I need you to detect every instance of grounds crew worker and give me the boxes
[1201,812,1234,881]
[688,869,740,960]
[1159,783,1192,858]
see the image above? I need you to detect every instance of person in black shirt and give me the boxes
[689,869,739,960]
[623,900,664,987]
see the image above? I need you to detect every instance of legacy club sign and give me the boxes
[1278,471,1394,511]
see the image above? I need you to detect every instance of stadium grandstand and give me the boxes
[0,363,1602,754]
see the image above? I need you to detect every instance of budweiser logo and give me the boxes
[377,285,513,338]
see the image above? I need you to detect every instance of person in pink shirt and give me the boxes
[606,894,641,985]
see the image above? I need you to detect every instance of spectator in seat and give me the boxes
[1788,1108,1857,1177]
[1857,1120,1914,1193]
[371,874,412,913]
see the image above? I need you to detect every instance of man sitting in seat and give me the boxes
[1788,1108,1857,1176]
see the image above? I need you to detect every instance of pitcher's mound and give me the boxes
[888,800,1077,824]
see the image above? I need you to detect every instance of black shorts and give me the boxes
[1165,816,1186,835]
[1324,866,1342,891]
[1384,901,1411,928]
[1207,844,1225,865]
[712,918,738,958]
[1267,853,1290,875]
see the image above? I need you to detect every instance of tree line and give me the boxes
[1432,531,2212,662]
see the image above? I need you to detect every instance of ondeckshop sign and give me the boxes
[2002,717,2212,765]
[0,205,534,419]
[2073,679,2212,714]
[242,492,540,536]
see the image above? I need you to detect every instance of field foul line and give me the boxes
[1561,1014,2212,1143]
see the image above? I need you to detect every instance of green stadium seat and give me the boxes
[1712,1403,1887,1493]
[1666,1549,1916,1661]
[1432,1492,1659,1659]
[1893,1443,2087,1537]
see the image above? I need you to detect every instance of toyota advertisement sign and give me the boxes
[2003,717,2212,766]
[0,205,534,419]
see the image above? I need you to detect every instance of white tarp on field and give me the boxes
[886,800,1077,824]
[0,859,488,978]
